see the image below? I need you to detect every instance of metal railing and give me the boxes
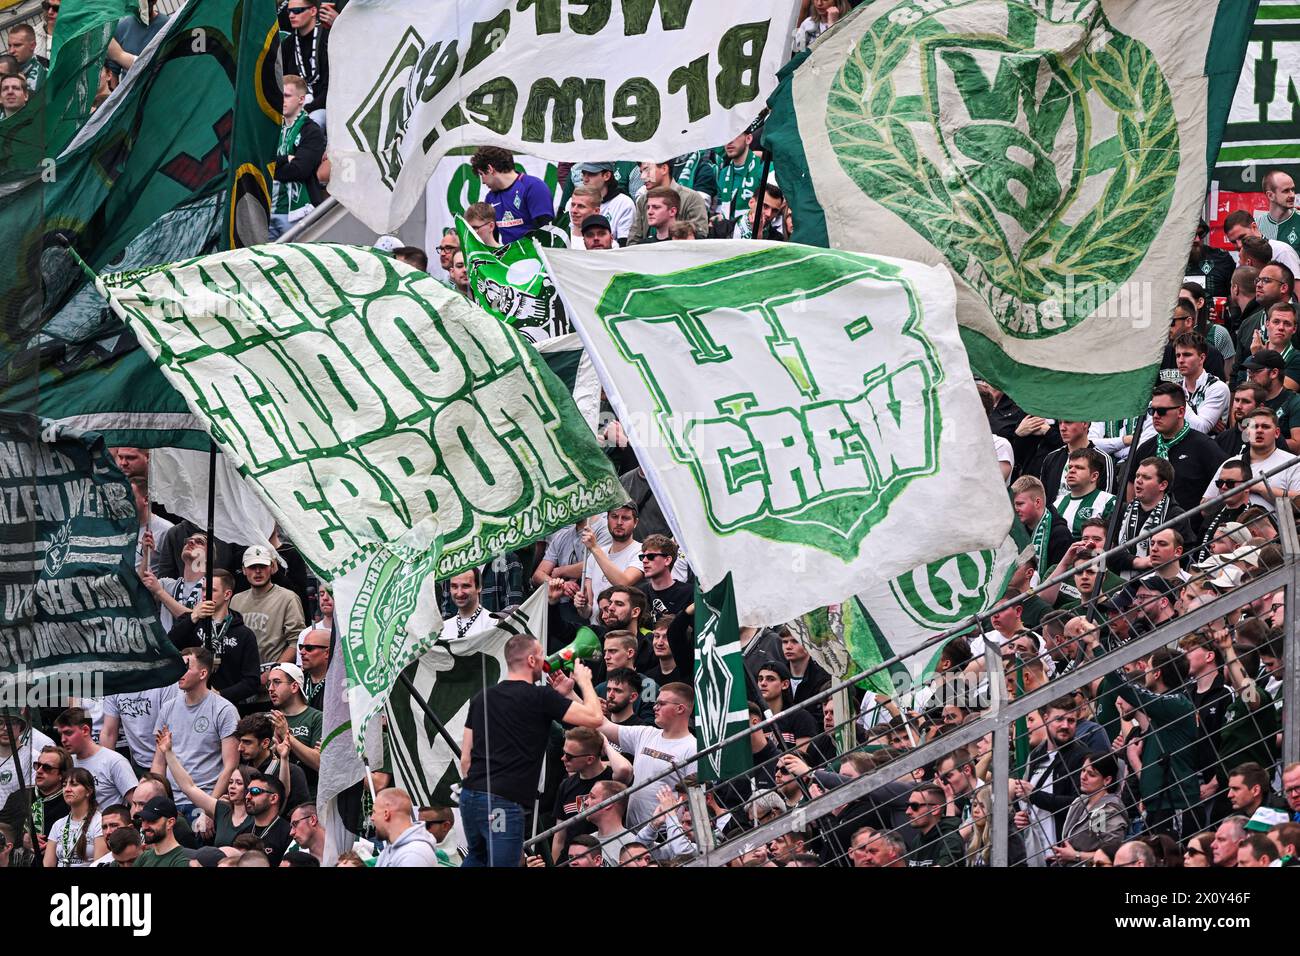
[527,455,1300,866]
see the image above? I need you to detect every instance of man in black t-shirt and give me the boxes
[460,634,604,867]
[638,534,692,624]
[1130,383,1228,517]
[756,661,818,752]
[243,772,291,865]
[549,727,631,863]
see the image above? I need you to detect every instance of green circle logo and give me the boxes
[827,0,1178,338]
[890,550,998,628]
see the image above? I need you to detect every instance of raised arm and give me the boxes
[158,728,219,817]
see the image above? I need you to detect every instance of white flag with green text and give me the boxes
[545,240,1013,626]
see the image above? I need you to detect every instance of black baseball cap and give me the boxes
[580,214,612,234]
[1242,349,1285,372]
[138,796,178,821]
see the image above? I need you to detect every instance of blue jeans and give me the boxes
[459,787,526,867]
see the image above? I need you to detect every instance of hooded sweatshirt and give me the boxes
[376,824,447,868]
[1057,792,1127,860]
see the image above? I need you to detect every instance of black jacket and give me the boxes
[1185,246,1235,298]
[1024,737,1091,837]
[1037,442,1118,498]
[280,23,329,110]
[1131,428,1228,519]
[792,658,832,707]
[274,115,326,207]
[1107,496,1196,574]
[168,609,262,703]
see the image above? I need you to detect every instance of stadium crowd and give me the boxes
[0,0,1297,869]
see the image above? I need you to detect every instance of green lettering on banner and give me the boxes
[669,55,711,122]
[523,77,608,143]
[416,41,461,105]
[612,76,660,142]
[465,76,519,134]
[716,20,770,109]
[517,0,562,36]
[620,0,693,35]
[465,10,512,74]
[569,0,613,34]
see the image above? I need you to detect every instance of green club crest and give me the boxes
[827,0,1178,338]
[890,550,1000,628]
[347,549,439,697]
[595,245,944,559]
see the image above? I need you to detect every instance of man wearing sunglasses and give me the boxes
[243,773,291,865]
[1130,382,1227,514]
[280,1,329,127]
[637,534,691,624]
[905,783,965,866]
[1204,407,1300,512]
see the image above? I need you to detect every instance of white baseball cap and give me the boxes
[274,662,305,689]
[242,544,277,568]
[373,234,403,253]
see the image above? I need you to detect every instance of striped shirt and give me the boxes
[1053,488,1117,536]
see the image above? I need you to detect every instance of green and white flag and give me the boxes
[545,240,1013,625]
[96,244,625,733]
[328,0,801,233]
[856,528,1030,699]
[693,575,750,784]
[763,0,1258,419]
[456,215,571,343]
[0,412,185,696]
[384,586,550,807]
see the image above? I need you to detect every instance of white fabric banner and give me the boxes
[328,0,800,232]
[546,239,1014,625]
[148,446,276,547]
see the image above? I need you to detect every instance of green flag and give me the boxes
[693,574,751,783]
[455,216,571,343]
[762,0,1259,419]
[0,411,185,696]
[222,0,283,248]
[96,243,626,735]
[45,0,137,154]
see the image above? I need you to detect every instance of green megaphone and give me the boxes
[543,627,602,673]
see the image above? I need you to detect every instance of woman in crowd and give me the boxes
[44,768,104,868]
[1049,752,1128,865]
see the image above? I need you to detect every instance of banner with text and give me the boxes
[328,0,800,232]
[546,240,1013,625]
[0,413,185,697]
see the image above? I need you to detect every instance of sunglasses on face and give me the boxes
[905,801,937,811]
[560,750,595,760]
[1214,479,1239,489]
[287,5,311,13]
[246,787,268,796]
[1147,405,1179,417]
[301,644,329,652]
[638,552,666,561]
[34,762,62,773]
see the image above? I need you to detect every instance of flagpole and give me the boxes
[1,708,42,866]
[203,439,217,642]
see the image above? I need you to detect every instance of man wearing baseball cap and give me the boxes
[1242,348,1300,447]
[135,796,189,867]
[580,214,615,251]
[231,544,305,711]
[267,663,322,789]
[577,162,636,243]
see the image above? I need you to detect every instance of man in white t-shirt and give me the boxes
[1204,406,1300,511]
[55,706,137,807]
[0,711,54,811]
[440,568,495,641]
[598,682,698,829]
[579,504,643,624]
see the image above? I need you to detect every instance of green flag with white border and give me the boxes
[694,574,750,784]
[763,0,1258,419]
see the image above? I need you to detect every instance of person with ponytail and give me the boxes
[43,768,104,867]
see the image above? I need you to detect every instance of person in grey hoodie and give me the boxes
[1049,751,1129,865]
[373,789,445,868]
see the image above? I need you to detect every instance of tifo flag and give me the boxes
[797,602,901,699]
[856,529,1028,694]
[763,0,1258,419]
[327,0,801,232]
[385,587,550,807]
[97,244,625,725]
[0,412,185,696]
[221,0,283,249]
[455,216,571,343]
[545,240,1013,625]
[693,575,750,784]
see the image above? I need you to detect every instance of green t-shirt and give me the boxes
[1267,387,1300,436]
[136,845,190,868]
[285,706,323,748]
[1256,209,1300,255]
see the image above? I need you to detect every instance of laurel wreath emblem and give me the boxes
[826,1,1179,338]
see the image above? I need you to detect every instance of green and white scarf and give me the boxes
[1154,424,1190,460]
[1103,416,1140,440]
[271,113,311,216]
[1030,509,1055,574]
[1187,372,1220,415]
[1119,496,1171,557]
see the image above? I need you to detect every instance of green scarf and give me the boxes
[1030,509,1054,573]
[1104,417,1140,440]
[1154,424,1190,460]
